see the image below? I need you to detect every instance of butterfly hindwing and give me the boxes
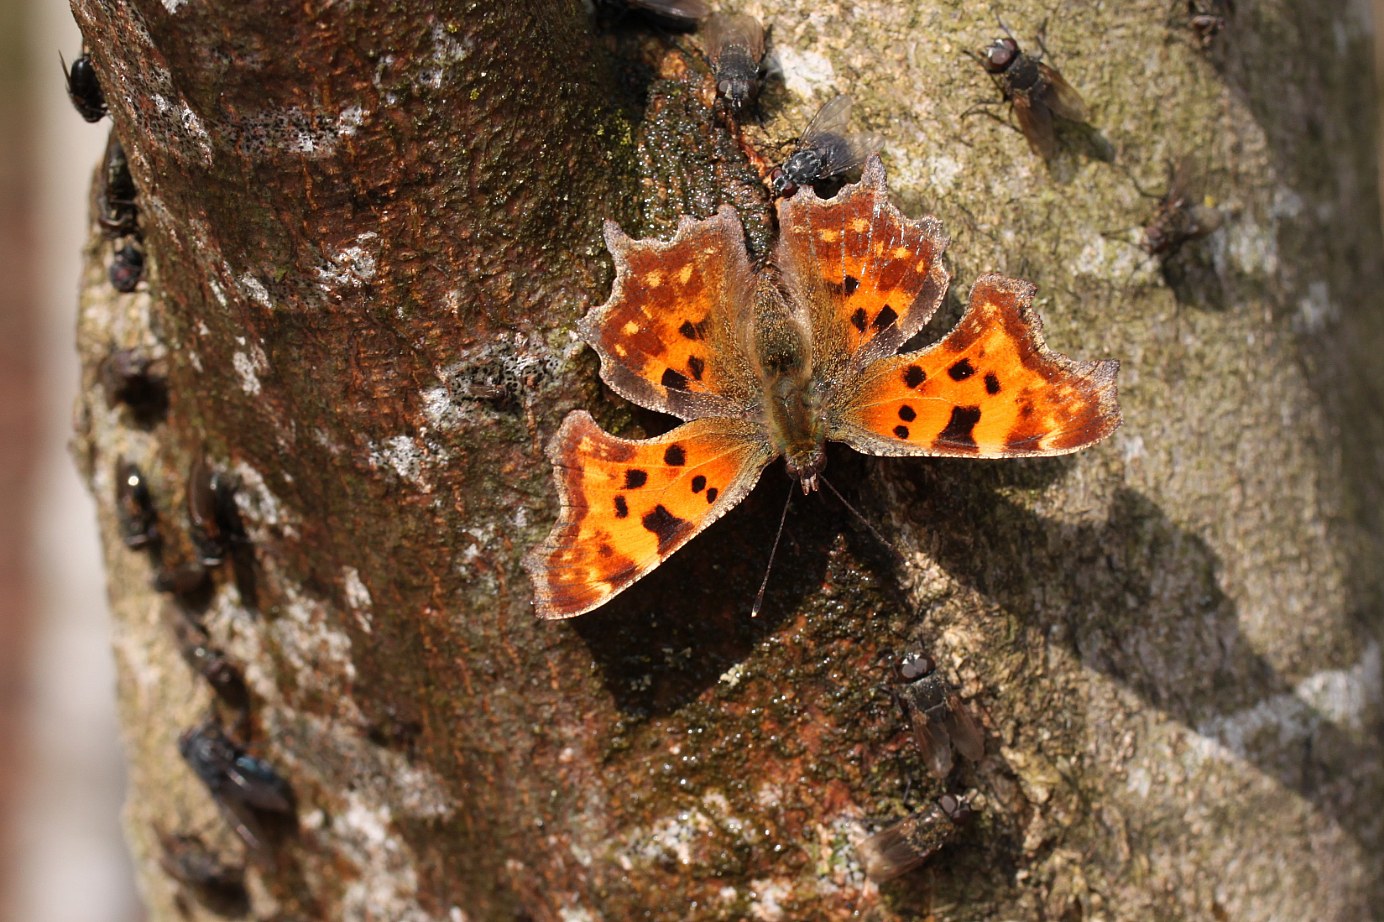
[774,155,950,374]
[525,411,774,619]
[831,274,1120,458]
[580,208,758,420]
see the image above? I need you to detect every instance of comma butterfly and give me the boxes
[525,156,1120,619]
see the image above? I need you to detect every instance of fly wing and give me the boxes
[705,11,764,60]
[797,93,853,148]
[942,693,986,762]
[905,701,955,778]
[1013,92,1058,159]
[1039,62,1088,122]
[628,0,710,23]
[225,757,295,814]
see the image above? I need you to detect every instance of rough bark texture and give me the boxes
[72,0,1384,919]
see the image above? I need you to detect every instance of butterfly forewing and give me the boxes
[774,156,950,378]
[525,412,774,619]
[831,274,1120,458]
[582,208,760,421]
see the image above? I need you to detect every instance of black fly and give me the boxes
[770,94,879,197]
[892,650,985,779]
[705,12,766,114]
[975,26,1088,160]
[61,52,106,122]
[858,793,975,882]
[178,720,295,854]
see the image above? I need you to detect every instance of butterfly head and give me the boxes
[784,446,825,494]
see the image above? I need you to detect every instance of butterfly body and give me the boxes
[526,156,1120,619]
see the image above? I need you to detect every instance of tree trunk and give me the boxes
[71,0,1384,919]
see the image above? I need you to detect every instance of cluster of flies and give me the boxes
[611,0,1227,258]
[63,50,145,292]
[853,650,986,883]
[106,359,293,910]
[67,45,298,909]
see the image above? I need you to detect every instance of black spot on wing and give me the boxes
[661,368,688,389]
[678,320,706,340]
[705,487,719,503]
[843,275,860,294]
[687,356,705,381]
[850,308,868,332]
[948,359,975,382]
[903,365,926,388]
[641,504,690,553]
[872,305,898,330]
[624,469,648,489]
[691,475,706,493]
[664,444,686,466]
[613,496,628,518]
[984,372,1001,394]
[898,405,916,422]
[938,406,982,449]
[893,425,910,439]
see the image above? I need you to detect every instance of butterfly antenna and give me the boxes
[751,481,796,618]
[819,475,907,566]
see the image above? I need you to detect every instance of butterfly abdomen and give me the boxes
[749,273,828,490]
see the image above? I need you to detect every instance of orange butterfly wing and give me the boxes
[831,274,1120,458]
[524,411,773,619]
[773,155,950,374]
[580,208,759,420]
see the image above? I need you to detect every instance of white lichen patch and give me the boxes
[238,273,273,308]
[369,435,426,487]
[269,584,358,699]
[1224,215,1279,277]
[626,808,716,866]
[1294,280,1336,334]
[226,105,368,159]
[334,797,431,922]
[232,346,267,395]
[341,567,373,634]
[748,878,792,921]
[718,662,747,688]
[231,459,300,539]
[148,84,214,165]
[1070,231,1146,282]
[557,908,597,922]
[315,232,381,291]
[160,0,188,11]
[428,330,576,425]
[417,23,477,89]
[773,47,837,101]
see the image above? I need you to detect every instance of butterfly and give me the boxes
[525,156,1120,619]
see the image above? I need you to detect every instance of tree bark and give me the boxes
[72,0,1384,919]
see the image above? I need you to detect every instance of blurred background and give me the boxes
[1,3,1381,922]
[1,3,140,921]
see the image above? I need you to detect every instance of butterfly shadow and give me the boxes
[571,441,924,720]
[571,463,842,718]
[899,459,1380,852]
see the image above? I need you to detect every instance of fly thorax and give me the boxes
[751,275,826,491]
[784,148,823,185]
[1010,55,1042,93]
